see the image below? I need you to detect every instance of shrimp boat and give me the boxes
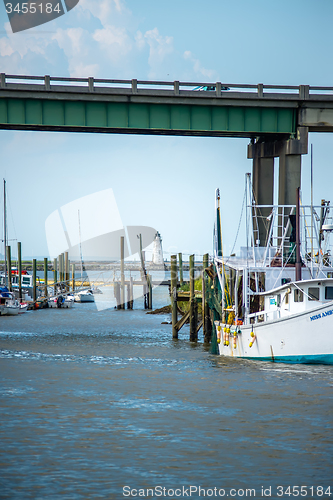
[214,178,333,364]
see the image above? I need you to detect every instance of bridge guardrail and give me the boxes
[1,73,333,100]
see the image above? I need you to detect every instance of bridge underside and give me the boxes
[0,98,296,138]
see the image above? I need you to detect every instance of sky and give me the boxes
[0,0,333,260]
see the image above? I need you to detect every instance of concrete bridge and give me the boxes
[1,73,333,245]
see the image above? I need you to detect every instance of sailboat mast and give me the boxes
[78,210,83,278]
[3,179,7,287]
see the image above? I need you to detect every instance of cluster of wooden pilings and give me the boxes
[52,252,79,296]
[114,236,152,310]
[3,243,81,305]
[170,253,223,344]
[170,254,212,342]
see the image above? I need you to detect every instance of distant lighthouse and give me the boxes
[152,232,164,266]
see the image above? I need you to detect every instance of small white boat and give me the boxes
[74,289,95,303]
[0,287,21,315]
[48,295,74,309]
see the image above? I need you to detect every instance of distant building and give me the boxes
[152,232,164,266]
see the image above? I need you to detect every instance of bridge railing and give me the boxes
[1,73,333,99]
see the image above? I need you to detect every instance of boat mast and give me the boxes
[310,144,314,278]
[3,179,7,287]
[295,187,302,282]
[215,189,222,258]
[78,209,83,279]
[215,188,225,321]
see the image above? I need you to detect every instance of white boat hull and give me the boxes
[74,293,94,303]
[48,296,74,308]
[2,305,20,315]
[218,301,333,364]
[18,303,28,314]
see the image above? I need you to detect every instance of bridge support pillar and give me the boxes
[278,149,302,207]
[252,155,274,246]
[248,127,308,246]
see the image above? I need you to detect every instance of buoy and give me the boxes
[217,324,222,344]
[249,334,256,348]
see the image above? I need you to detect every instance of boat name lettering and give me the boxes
[310,309,333,321]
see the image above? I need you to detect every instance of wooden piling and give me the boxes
[126,283,131,309]
[202,253,212,343]
[120,236,125,309]
[189,254,198,342]
[6,246,12,292]
[178,252,183,285]
[171,254,178,338]
[53,258,57,295]
[71,264,75,292]
[33,258,37,303]
[127,276,134,309]
[148,274,152,310]
[138,234,149,309]
[114,282,121,310]
[59,253,63,284]
[65,252,69,291]
[17,242,22,301]
[44,258,48,297]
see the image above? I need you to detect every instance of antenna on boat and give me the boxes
[295,187,302,282]
[310,144,314,278]
[3,179,7,287]
[215,188,222,258]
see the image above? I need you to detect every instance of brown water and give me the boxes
[0,287,332,499]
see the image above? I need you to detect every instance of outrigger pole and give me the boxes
[295,187,302,282]
[3,179,7,287]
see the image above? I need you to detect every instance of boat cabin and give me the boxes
[249,279,333,323]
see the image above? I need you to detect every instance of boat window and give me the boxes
[325,286,333,300]
[308,287,320,301]
[294,289,304,302]
[277,294,281,307]
[285,292,289,304]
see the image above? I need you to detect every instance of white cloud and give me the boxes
[93,25,133,63]
[184,50,216,80]
[78,0,128,25]
[135,31,145,51]
[0,0,216,82]
[0,37,14,57]
[144,28,174,78]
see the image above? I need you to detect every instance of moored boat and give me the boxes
[74,289,95,303]
[0,287,21,315]
[48,294,74,308]
[215,279,333,364]
[213,181,333,365]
